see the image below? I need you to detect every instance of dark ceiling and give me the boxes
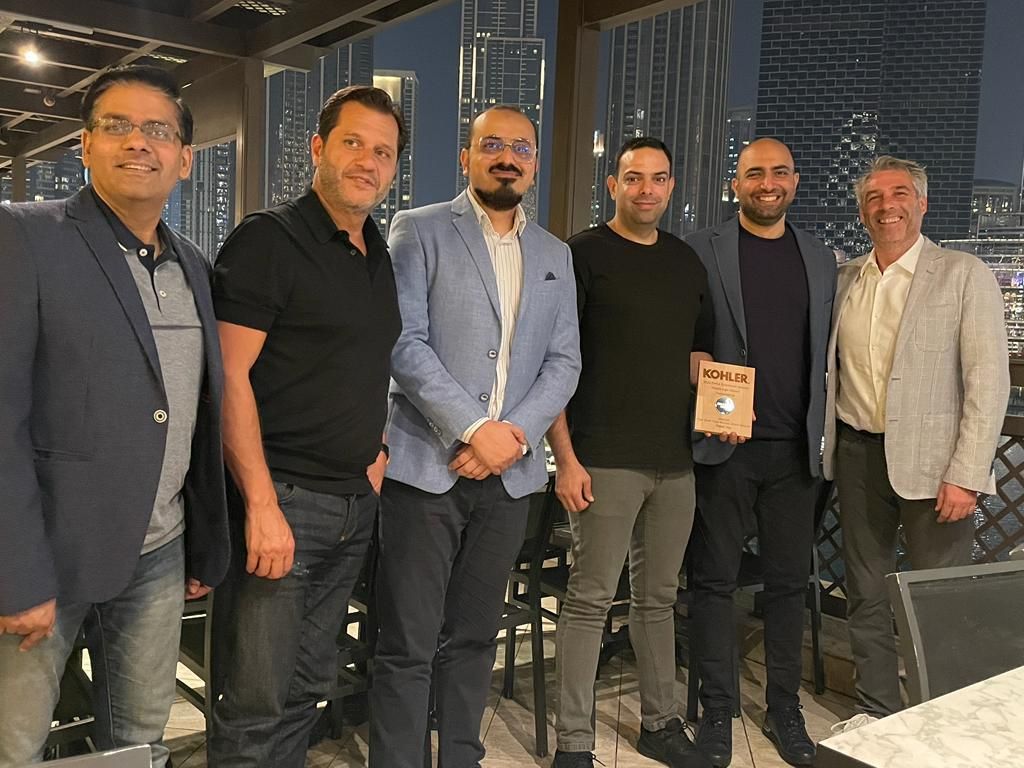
[0,0,449,168]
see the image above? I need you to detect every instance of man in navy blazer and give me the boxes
[370,106,581,767]
[684,139,836,768]
[0,66,229,767]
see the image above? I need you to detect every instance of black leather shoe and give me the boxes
[552,750,596,767]
[637,718,711,768]
[695,708,732,767]
[762,706,816,766]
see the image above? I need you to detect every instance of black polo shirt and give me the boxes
[213,188,401,495]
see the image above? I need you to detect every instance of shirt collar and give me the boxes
[862,233,924,277]
[466,187,527,238]
[89,185,176,262]
[296,187,388,254]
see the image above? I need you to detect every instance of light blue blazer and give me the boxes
[385,192,581,498]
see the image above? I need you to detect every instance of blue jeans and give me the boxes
[0,535,185,768]
[207,483,377,768]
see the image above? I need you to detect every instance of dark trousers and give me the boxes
[834,425,974,716]
[369,476,529,768]
[207,483,377,768]
[692,439,819,713]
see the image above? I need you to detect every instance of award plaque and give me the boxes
[694,360,755,438]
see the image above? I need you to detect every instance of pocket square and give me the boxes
[544,272,557,281]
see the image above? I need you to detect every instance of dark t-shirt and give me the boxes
[213,189,401,495]
[567,224,714,471]
[738,223,810,440]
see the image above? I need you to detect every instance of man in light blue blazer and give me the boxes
[369,106,581,768]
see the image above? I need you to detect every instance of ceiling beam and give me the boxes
[582,0,699,29]
[189,0,237,22]
[0,0,248,56]
[0,142,75,161]
[0,80,79,119]
[0,111,79,166]
[0,56,86,89]
[0,31,118,71]
[245,0,394,58]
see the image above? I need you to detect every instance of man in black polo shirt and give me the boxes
[548,137,713,768]
[684,138,837,768]
[207,86,406,768]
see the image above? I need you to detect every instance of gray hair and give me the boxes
[854,156,928,207]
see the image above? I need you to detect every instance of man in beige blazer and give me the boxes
[823,156,1009,725]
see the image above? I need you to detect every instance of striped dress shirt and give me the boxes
[460,190,527,442]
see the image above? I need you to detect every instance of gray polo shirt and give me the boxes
[93,190,205,554]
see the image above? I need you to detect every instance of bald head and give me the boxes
[732,137,799,233]
[736,137,794,173]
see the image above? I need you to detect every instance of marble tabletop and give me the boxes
[817,665,1024,768]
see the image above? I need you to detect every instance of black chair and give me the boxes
[499,480,563,758]
[887,559,1024,705]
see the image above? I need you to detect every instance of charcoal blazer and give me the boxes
[823,238,1010,497]
[0,188,229,615]
[385,191,581,498]
[684,217,838,477]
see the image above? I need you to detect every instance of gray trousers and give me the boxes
[834,425,974,717]
[555,467,695,752]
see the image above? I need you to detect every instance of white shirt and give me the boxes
[836,235,924,433]
[460,190,527,442]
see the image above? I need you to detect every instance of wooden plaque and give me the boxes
[694,360,755,439]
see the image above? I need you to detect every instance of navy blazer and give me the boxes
[0,188,229,615]
[684,217,837,477]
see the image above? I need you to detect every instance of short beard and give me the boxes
[739,200,790,227]
[473,182,523,212]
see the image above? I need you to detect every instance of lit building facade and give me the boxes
[266,41,374,206]
[756,0,986,258]
[456,0,545,220]
[373,70,418,238]
[597,0,733,237]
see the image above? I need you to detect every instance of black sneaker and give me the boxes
[637,717,711,768]
[695,708,732,768]
[762,705,816,766]
[552,750,597,767]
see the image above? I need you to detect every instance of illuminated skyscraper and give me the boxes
[373,70,418,237]
[456,0,545,219]
[266,41,374,205]
[597,0,733,236]
[756,0,986,257]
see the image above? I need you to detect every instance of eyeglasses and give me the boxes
[87,116,181,144]
[478,136,536,161]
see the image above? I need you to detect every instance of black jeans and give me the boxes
[369,476,529,768]
[692,440,819,713]
[208,483,377,768]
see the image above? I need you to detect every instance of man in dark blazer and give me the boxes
[684,138,836,768]
[0,66,229,767]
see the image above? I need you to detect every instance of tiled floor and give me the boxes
[165,623,856,767]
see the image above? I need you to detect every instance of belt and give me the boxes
[838,421,884,442]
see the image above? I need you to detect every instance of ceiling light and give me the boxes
[22,45,42,65]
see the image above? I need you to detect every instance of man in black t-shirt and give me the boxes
[207,86,406,768]
[684,138,837,768]
[548,137,713,768]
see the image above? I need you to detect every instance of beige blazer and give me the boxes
[823,238,1009,498]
